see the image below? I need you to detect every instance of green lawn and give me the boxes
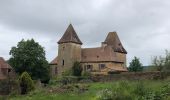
[2,80,170,100]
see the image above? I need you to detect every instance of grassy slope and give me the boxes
[5,80,170,100]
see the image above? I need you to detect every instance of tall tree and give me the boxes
[128,56,143,72]
[9,39,50,83]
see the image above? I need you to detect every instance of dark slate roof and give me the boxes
[104,32,127,54]
[58,24,82,44]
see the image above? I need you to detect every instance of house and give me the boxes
[50,24,127,76]
[0,57,13,80]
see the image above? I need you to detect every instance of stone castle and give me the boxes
[50,24,127,76]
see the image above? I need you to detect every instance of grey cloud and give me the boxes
[0,0,170,65]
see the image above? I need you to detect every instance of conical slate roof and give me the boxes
[104,32,127,54]
[58,24,82,44]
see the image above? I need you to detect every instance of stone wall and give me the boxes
[91,72,167,82]
[81,62,126,75]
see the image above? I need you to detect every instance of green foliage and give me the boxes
[152,56,165,71]
[96,89,113,100]
[62,69,72,76]
[9,39,50,83]
[128,56,143,72]
[19,72,34,94]
[152,50,170,72]
[133,81,147,96]
[81,71,91,77]
[9,80,170,100]
[72,61,83,76]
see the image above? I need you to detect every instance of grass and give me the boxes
[2,79,170,100]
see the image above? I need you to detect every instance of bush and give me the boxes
[96,89,113,100]
[19,72,34,94]
[81,71,91,77]
[72,61,83,76]
[133,81,147,96]
[108,71,121,74]
[60,76,78,85]
[62,69,72,76]
[0,79,9,95]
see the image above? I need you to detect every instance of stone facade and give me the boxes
[50,24,128,77]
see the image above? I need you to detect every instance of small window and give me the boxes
[99,64,106,70]
[62,60,64,66]
[86,65,93,71]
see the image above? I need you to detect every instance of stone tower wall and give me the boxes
[57,43,81,75]
[115,52,126,67]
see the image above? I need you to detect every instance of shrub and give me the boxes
[0,79,9,95]
[81,71,91,77]
[72,61,83,76]
[108,71,121,74]
[62,69,72,76]
[133,81,147,96]
[19,72,34,94]
[96,89,113,100]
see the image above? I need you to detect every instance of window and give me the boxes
[84,65,93,71]
[62,60,64,66]
[99,64,106,70]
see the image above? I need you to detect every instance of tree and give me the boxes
[152,56,164,72]
[128,56,143,72]
[164,50,170,71]
[72,61,83,76]
[9,39,50,83]
[152,50,170,72]
[19,72,34,94]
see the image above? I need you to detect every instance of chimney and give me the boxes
[101,42,107,47]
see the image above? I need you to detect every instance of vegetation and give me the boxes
[8,39,50,83]
[19,72,34,94]
[128,56,143,72]
[6,79,170,100]
[72,61,83,76]
[152,50,170,72]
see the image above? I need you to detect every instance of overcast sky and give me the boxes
[0,0,170,66]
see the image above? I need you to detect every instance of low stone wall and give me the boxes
[91,71,169,82]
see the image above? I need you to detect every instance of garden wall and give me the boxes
[91,71,169,82]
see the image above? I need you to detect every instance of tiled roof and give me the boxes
[50,57,58,65]
[81,46,124,63]
[0,57,12,69]
[104,32,127,54]
[58,24,82,44]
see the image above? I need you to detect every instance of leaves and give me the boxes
[128,56,143,72]
[9,39,50,83]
